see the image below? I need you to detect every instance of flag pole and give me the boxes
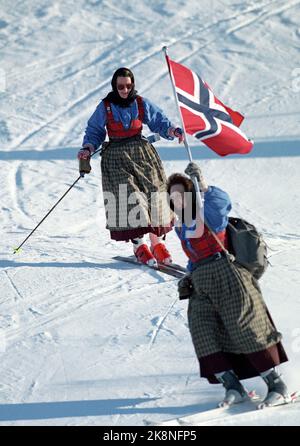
[162,46,204,211]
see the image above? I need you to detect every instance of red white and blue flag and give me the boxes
[166,55,253,156]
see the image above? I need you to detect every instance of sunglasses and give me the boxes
[117,83,133,91]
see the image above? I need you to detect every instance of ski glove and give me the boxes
[78,147,93,175]
[184,162,208,192]
[77,148,92,160]
[178,273,194,300]
[168,127,184,144]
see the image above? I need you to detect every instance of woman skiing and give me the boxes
[78,67,183,266]
[167,162,290,408]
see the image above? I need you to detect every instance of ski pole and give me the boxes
[13,149,100,254]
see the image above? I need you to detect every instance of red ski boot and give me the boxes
[151,243,172,265]
[134,244,156,266]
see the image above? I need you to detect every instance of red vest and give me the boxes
[180,225,228,262]
[104,96,144,139]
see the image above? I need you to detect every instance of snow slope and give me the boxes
[0,0,300,426]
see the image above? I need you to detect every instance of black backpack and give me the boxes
[226,217,268,280]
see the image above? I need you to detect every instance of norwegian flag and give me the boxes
[166,56,253,156]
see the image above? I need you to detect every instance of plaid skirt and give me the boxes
[100,137,173,241]
[188,257,283,358]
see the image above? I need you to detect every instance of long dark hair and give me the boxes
[166,173,197,221]
[103,67,138,107]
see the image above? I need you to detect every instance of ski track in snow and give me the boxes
[225,0,300,35]
[11,163,33,221]
[148,297,178,349]
[2,270,24,303]
[2,264,178,349]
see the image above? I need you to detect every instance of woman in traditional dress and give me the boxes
[78,67,183,265]
[167,162,290,407]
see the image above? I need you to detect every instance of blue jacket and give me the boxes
[83,97,175,149]
[175,186,232,271]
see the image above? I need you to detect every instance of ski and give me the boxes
[113,255,186,279]
[148,397,259,426]
[158,261,187,273]
[218,390,260,409]
[257,391,299,410]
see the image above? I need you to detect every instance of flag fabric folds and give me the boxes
[166,56,253,156]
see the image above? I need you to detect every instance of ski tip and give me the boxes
[13,247,21,254]
[291,391,299,402]
[257,392,297,409]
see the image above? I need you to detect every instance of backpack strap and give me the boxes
[190,179,233,260]
[204,220,234,261]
